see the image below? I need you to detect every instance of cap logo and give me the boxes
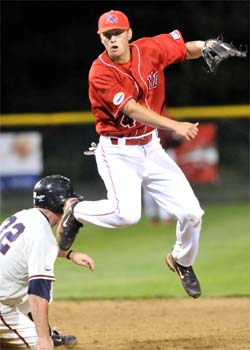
[106,14,118,24]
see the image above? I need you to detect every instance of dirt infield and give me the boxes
[49,298,249,350]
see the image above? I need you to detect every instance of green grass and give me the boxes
[52,202,249,299]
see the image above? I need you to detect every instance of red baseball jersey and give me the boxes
[88,30,186,137]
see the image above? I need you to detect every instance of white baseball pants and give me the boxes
[75,131,204,266]
[0,301,37,349]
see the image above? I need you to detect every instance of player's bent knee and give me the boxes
[178,206,204,224]
[116,212,141,227]
[183,211,204,226]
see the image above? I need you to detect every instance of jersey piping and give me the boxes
[130,43,150,110]
[0,314,31,347]
[98,54,139,119]
[28,274,56,281]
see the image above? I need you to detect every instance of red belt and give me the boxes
[110,134,152,146]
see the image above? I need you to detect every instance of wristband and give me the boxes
[66,250,74,260]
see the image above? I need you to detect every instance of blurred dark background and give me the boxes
[1,0,249,112]
[1,0,249,211]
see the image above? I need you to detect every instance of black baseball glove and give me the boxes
[202,37,247,73]
[57,198,83,251]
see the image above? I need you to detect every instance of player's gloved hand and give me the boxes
[202,37,247,73]
[57,197,83,251]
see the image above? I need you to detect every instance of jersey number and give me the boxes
[121,115,136,128]
[0,215,25,255]
[147,71,158,89]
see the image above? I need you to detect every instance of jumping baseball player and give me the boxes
[57,10,246,299]
[0,175,94,349]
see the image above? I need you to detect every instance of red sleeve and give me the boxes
[152,30,187,66]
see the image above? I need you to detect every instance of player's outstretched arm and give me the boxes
[123,100,199,141]
[185,40,205,59]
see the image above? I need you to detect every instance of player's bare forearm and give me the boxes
[28,294,52,350]
[185,40,205,59]
[123,100,199,141]
[69,251,95,270]
[58,249,95,270]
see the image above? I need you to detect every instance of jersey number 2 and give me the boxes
[0,216,25,255]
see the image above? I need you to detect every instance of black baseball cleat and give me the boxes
[51,328,77,347]
[166,254,201,298]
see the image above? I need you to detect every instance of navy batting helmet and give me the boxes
[33,175,82,214]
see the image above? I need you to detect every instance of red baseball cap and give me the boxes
[97,10,130,34]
